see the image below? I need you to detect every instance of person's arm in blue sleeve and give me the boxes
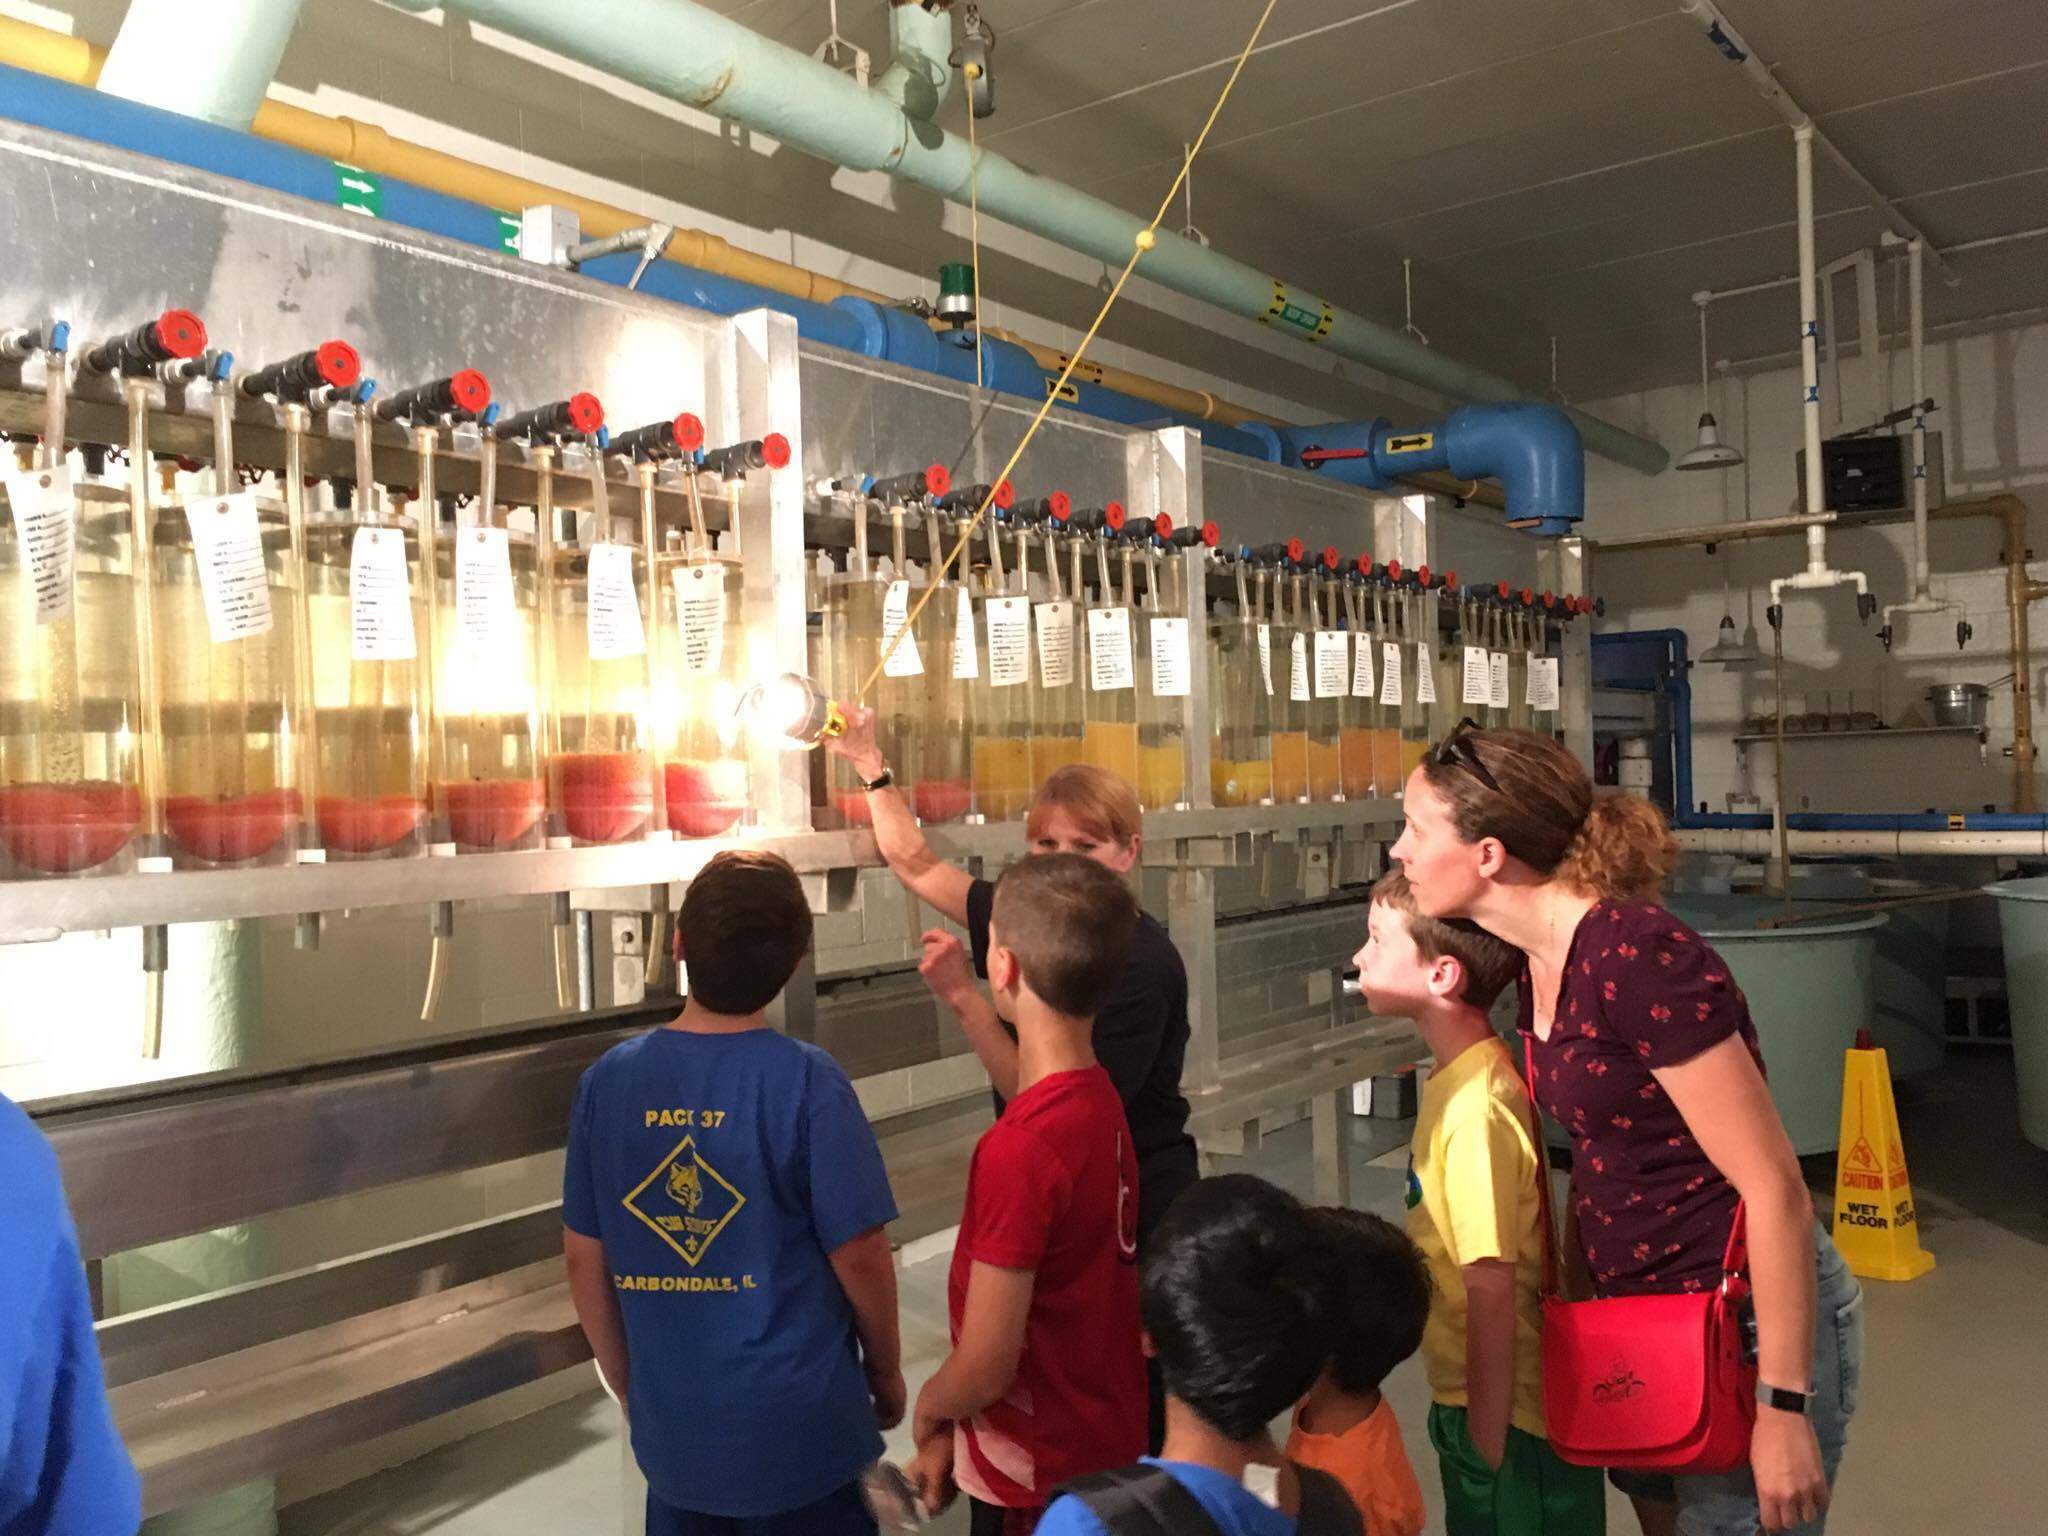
[0,1108,141,1536]
[560,1072,629,1403]
[806,1053,904,1429]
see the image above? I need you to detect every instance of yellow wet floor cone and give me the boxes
[1831,1029,1936,1281]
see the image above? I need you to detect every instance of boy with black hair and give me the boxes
[1285,1208,1431,1536]
[1035,1173,1363,1536]
[563,850,902,1536]
[909,853,1149,1534]
[1356,871,1604,1536]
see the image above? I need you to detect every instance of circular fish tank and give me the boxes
[1665,894,1885,1156]
[1983,876,2048,1150]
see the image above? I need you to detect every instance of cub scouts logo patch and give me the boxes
[625,1135,745,1266]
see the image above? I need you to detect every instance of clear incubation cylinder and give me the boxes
[547,445,657,845]
[0,451,144,876]
[306,410,428,859]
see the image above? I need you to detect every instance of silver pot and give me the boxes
[1926,682,1989,728]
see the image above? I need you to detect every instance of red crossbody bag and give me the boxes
[1524,1036,1757,1473]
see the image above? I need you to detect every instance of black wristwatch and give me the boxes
[859,765,893,793]
[1757,1382,1813,1416]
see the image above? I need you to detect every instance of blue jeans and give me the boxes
[647,1479,876,1536]
[1609,1227,1864,1536]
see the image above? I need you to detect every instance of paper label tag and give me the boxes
[881,579,925,678]
[1416,642,1439,704]
[1258,622,1274,696]
[1150,616,1191,697]
[1088,606,1134,692]
[1379,641,1403,706]
[1352,632,1376,698]
[1289,633,1310,702]
[987,596,1030,687]
[1529,654,1560,711]
[184,493,273,642]
[1462,645,1492,705]
[455,526,518,657]
[1035,599,1075,687]
[1314,630,1349,698]
[350,525,416,660]
[4,465,76,625]
[671,560,727,676]
[952,591,979,680]
[585,540,645,660]
[1490,651,1511,709]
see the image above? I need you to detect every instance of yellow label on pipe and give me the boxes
[1045,376,1080,404]
[1384,432,1436,454]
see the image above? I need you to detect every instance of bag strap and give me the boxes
[1054,1465,1225,1536]
[1521,1032,1562,1302]
[1524,1034,1752,1297]
[1294,1463,1366,1536]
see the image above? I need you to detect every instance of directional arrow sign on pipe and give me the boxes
[378,0,1668,476]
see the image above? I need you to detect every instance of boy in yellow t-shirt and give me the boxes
[1358,871,1604,1536]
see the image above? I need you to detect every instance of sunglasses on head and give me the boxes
[1431,718,1503,794]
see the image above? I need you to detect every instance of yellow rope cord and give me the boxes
[857,0,1280,699]
[967,62,985,393]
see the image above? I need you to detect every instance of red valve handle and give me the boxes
[155,309,207,360]
[314,340,361,390]
[449,368,492,417]
[761,432,792,470]
[566,392,605,435]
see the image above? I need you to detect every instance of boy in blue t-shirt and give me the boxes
[564,850,902,1536]
[1036,1175,1359,1536]
[0,1092,142,1536]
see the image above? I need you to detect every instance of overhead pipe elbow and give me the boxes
[1275,403,1584,533]
[874,0,955,120]
[1439,403,1583,536]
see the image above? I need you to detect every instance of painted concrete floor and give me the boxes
[279,1050,2047,1536]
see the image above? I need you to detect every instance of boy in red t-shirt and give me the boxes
[909,853,1149,1534]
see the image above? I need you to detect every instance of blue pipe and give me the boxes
[1593,630,1693,820]
[1247,403,1585,533]
[0,62,1568,511]
[1683,811,2048,832]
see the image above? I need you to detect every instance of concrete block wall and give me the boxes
[1580,316,2048,812]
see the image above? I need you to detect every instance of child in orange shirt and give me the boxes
[1286,1207,1431,1536]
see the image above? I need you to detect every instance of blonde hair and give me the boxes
[1026,763,1141,848]
[1416,727,1677,903]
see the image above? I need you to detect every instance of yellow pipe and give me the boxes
[0,16,1307,442]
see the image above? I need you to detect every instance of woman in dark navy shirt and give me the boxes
[1390,724,1862,1536]
[827,707,1197,1247]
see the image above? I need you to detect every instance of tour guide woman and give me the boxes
[825,705,1199,1254]
[1391,723,1862,1536]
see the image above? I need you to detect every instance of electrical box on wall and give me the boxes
[1796,431,1946,518]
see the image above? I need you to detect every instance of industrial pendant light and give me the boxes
[1700,611,1765,668]
[1700,377,1763,667]
[1676,298,1744,471]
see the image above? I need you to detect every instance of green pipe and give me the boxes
[383,0,1669,475]
[875,0,954,120]
[97,0,306,131]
